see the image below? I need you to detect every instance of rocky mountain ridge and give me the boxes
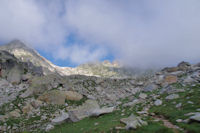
[0,40,140,78]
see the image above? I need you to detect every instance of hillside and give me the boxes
[0,40,199,133]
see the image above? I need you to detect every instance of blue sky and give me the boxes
[0,0,200,68]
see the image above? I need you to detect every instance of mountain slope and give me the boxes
[0,40,151,78]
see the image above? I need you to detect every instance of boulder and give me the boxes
[177,61,190,71]
[143,84,158,92]
[166,94,179,100]
[8,109,21,118]
[38,90,66,105]
[154,99,162,106]
[31,99,43,108]
[68,100,114,122]
[120,114,148,130]
[164,75,177,84]
[139,93,147,99]
[64,91,83,101]
[22,104,33,114]
[45,124,54,132]
[90,107,115,116]
[189,112,200,122]
[162,67,179,73]
[51,111,69,125]
[68,100,99,122]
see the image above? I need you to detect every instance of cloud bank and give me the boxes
[0,0,200,67]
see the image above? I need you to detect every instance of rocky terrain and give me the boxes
[0,40,200,133]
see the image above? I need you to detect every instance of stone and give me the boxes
[90,107,115,116]
[176,103,182,108]
[38,90,66,105]
[164,75,177,84]
[154,99,162,106]
[64,91,83,101]
[8,109,21,118]
[68,100,99,122]
[120,114,148,130]
[176,119,183,123]
[68,100,114,122]
[139,93,147,99]
[187,101,194,104]
[162,67,179,73]
[177,61,190,71]
[45,124,54,132]
[143,84,158,92]
[51,111,69,125]
[183,76,195,84]
[166,94,179,100]
[31,100,43,108]
[189,112,200,122]
[123,99,140,107]
[22,104,33,114]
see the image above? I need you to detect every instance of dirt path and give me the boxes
[152,115,185,133]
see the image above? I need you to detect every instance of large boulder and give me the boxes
[164,75,177,84]
[120,114,148,130]
[64,91,83,101]
[177,61,190,71]
[68,100,114,122]
[38,90,66,105]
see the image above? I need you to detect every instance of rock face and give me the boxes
[68,100,114,122]
[7,66,22,84]
[38,90,66,105]
[120,114,148,130]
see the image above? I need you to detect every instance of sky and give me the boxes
[0,0,200,68]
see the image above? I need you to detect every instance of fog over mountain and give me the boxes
[0,0,200,67]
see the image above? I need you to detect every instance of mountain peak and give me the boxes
[6,39,30,49]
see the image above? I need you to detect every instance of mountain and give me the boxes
[0,40,200,133]
[0,40,151,78]
[0,40,58,75]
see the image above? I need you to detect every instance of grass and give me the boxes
[149,84,200,133]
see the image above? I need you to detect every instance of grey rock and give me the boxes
[120,114,148,130]
[68,100,114,122]
[166,94,179,100]
[51,111,69,125]
[90,107,115,116]
[139,93,147,99]
[176,103,182,108]
[45,124,54,132]
[154,99,162,106]
[143,84,158,92]
[189,113,200,122]
[123,99,140,107]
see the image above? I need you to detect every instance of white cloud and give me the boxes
[0,0,200,67]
